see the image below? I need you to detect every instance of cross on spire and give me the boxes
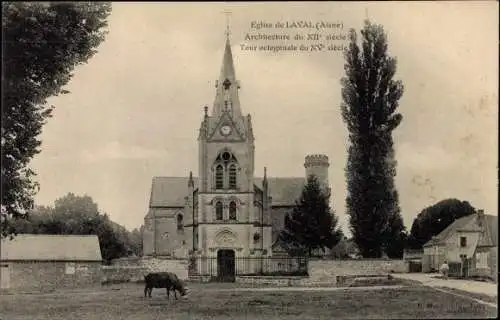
[223,10,232,39]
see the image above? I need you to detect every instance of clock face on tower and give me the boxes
[220,125,232,136]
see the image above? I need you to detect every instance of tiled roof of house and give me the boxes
[479,214,498,247]
[423,213,498,247]
[0,234,102,261]
[149,176,305,208]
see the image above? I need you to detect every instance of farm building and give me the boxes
[422,210,498,282]
[1,234,103,291]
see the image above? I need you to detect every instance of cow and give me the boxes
[144,272,188,300]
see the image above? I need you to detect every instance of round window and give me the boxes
[222,152,231,161]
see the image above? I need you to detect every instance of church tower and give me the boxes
[304,154,330,194]
[194,30,258,259]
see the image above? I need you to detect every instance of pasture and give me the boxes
[0,282,496,319]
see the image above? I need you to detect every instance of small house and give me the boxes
[1,234,103,291]
[422,210,497,282]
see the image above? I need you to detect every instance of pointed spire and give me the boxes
[211,20,243,118]
[225,10,231,40]
[219,35,236,83]
[188,171,194,188]
[263,167,268,187]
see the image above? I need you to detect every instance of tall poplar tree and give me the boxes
[340,20,405,258]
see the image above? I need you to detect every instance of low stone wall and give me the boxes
[102,265,147,283]
[100,257,408,286]
[141,257,189,280]
[236,276,308,286]
[307,259,408,286]
[102,257,189,284]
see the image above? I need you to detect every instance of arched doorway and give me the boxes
[217,249,236,282]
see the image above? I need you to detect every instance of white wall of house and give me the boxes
[444,231,480,263]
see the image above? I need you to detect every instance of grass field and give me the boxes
[0,282,496,319]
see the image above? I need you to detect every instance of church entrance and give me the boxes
[217,249,236,282]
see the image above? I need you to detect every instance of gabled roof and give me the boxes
[1,234,102,261]
[423,213,498,247]
[149,176,305,208]
[255,177,305,206]
[149,176,197,207]
[478,214,498,247]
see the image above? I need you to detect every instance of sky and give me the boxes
[31,2,498,234]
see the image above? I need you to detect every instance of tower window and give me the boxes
[229,201,237,220]
[177,214,183,231]
[223,78,231,90]
[215,201,223,220]
[222,152,231,161]
[215,165,224,189]
[229,164,237,189]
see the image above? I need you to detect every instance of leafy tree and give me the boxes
[384,229,408,259]
[1,2,112,238]
[129,226,144,256]
[279,175,343,257]
[340,20,405,258]
[408,199,477,249]
[6,193,136,262]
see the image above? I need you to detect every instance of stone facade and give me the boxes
[142,32,331,275]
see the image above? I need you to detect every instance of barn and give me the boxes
[1,234,103,291]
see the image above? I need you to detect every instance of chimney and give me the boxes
[477,209,485,227]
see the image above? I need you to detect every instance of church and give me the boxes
[142,32,330,265]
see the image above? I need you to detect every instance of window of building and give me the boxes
[215,165,224,189]
[177,214,183,231]
[284,214,291,227]
[65,262,75,275]
[215,201,223,220]
[228,164,237,189]
[221,152,232,161]
[476,252,488,268]
[460,236,467,247]
[229,201,237,220]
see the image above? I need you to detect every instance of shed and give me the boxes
[1,234,103,291]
